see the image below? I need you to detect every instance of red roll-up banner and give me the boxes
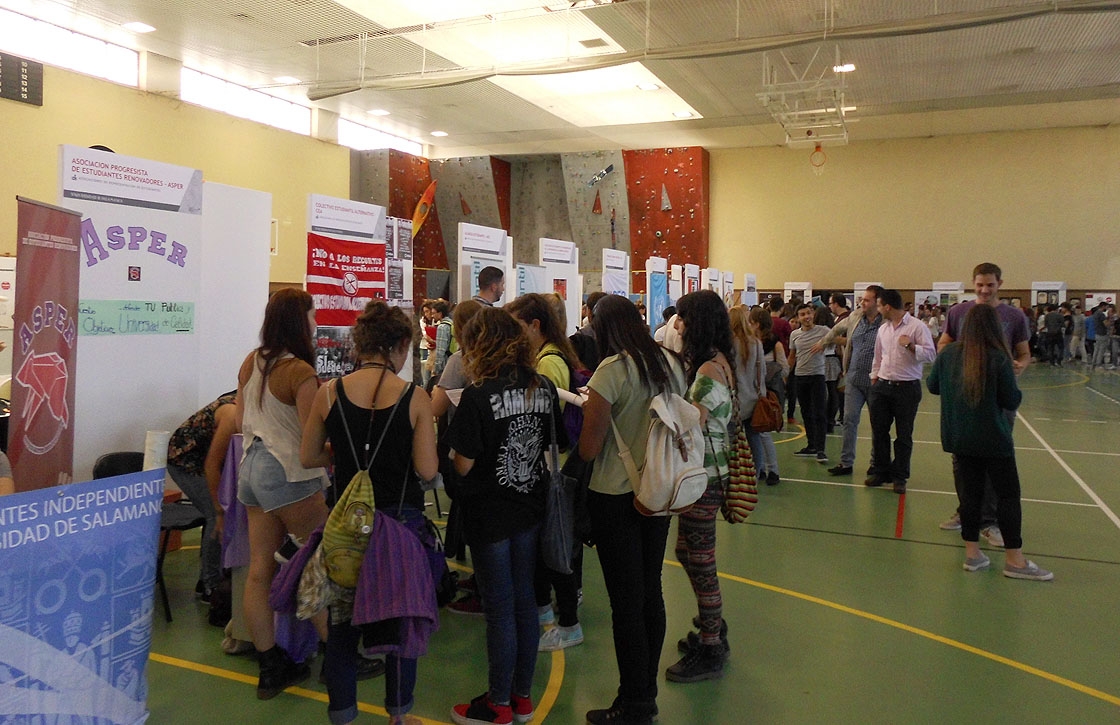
[11,197,81,491]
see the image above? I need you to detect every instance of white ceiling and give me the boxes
[7,0,1120,157]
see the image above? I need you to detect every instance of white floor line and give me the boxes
[1016,412,1120,532]
[841,434,1117,457]
[782,477,1098,507]
[1086,385,1120,407]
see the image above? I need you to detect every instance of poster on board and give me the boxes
[0,469,163,723]
[601,249,629,296]
[306,195,387,378]
[60,145,204,478]
[516,264,550,297]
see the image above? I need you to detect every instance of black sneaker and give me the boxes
[827,465,853,476]
[319,655,385,684]
[273,534,301,565]
[793,447,817,457]
[257,646,310,700]
[665,643,725,683]
[766,471,780,486]
[586,699,656,725]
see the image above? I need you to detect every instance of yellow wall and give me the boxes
[4,66,1118,291]
[710,126,1120,291]
[0,65,349,283]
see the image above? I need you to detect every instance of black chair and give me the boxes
[92,451,205,622]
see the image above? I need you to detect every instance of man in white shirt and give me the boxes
[866,288,936,494]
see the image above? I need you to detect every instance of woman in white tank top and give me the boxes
[235,288,329,700]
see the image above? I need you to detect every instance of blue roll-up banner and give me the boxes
[0,469,164,723]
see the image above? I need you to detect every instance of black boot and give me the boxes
[665,643,726,683]
[257,645,310,700]
[676,617,730,661]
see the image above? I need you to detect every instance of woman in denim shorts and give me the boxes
[236,288,329,699]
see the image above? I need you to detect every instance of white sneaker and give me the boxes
[538,623,583,651]
[981,525,1005,548]
[939,512,962,531]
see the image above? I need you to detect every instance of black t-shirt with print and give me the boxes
[447,366,567,546]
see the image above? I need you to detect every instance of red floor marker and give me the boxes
[895,493,906,538]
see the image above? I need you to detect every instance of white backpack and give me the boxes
[612,391,709,516]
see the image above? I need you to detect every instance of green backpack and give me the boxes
[320,379,410,588]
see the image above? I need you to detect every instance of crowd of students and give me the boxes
[157,260,1059,725]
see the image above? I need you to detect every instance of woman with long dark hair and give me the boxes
[236,288,329,699]
[927,303,1052,581]
[668,289,734,682]
[301,301,439,725]
[446,307,564,725]
[576,295,687,725]
[505,293,585,652]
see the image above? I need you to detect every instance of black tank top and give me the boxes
[324,378,423,510]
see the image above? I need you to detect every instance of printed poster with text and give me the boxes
[59,144,203,477]
[12,198,81,491]
[306,195,387,378]
[0,469,163,724]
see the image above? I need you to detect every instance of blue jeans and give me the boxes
[471,524,541,705]
[166,464,222,590]
[325,621,417,723]
[325,505,427,723]
[839,382,869,469]
[744,426,777,477]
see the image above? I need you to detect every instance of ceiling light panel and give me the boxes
[495,62,700,128]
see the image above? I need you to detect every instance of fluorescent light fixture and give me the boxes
[122,21,155,33]
[833,63,856,73]
[636,82,660,91]
[430,130,448,137]
[367,108,391,116]
[672,111,693,119]
[273,76,301,84]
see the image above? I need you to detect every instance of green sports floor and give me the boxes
[147,363,1120,724]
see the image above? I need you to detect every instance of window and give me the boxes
[338,119,423,155]
[180,68,311,135]
[0,8,138,86]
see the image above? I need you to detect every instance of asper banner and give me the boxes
[11,197,81,491]
[0,469,163,724]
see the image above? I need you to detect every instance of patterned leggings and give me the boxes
[674,477,724,646]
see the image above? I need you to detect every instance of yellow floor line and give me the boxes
[153,559,564,723]
[664,561,1120,707]
[1019,372,1089,390]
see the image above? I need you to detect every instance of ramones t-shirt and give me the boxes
[447,366,567,545]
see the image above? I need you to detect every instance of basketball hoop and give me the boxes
[809,143,827,176]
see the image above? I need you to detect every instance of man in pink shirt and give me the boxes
[866,289,936,493]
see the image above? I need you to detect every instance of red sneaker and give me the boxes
[510,694,534,723]
[447,593,485,616]
[451,693,512,725]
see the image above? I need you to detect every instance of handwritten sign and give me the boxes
[78,299,194,336]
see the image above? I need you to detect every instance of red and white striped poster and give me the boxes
[11,197,81,491]
[305,232,387,327]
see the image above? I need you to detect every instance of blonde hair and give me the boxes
[461,307,534,386]
[728,305,757,365]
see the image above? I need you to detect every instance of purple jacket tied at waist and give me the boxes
[270,511,439,659]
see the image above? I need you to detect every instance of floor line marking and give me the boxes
[844,435,1113,457]
[662,563,1120,708]
[1086,385,1120,407]
[149,652,450,724]
[894,493,906,538]
[779,477,1100,507]
[153,561,563,724]
[1016,412,1120,532]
